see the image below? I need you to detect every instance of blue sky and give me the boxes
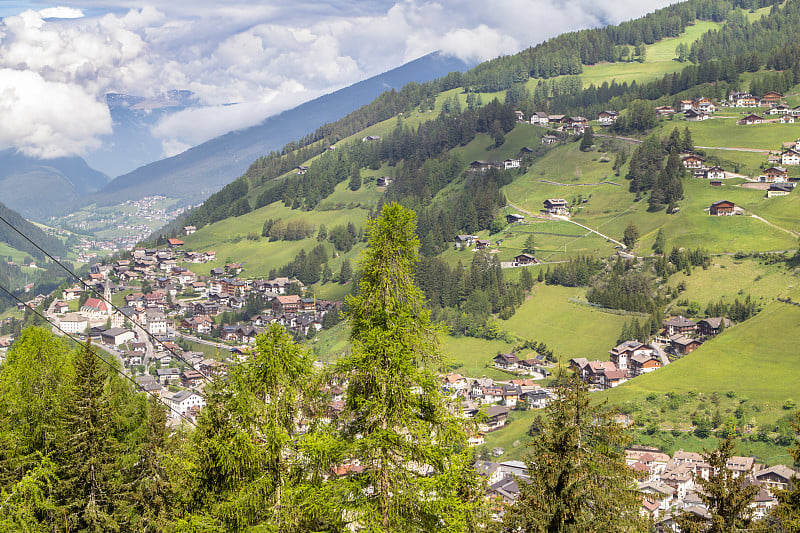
[0,1,676,159]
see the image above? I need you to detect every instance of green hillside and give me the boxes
[148,0,800,465]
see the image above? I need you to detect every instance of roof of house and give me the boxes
[699,317,732,329]
[663,315,697,327]
[756,464,797,481]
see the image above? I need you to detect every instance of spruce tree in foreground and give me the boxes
[60,340,119,531]
[336,202,485,532]
[502,373,646,533]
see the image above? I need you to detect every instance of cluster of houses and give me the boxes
[629,446,797,529]
[474,445,796,525]
[442,373,555,435]
[469,159,521,172]
[569,316,729,390]
[530,113,590,134]
[679,97,717,121]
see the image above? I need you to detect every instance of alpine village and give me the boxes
[5,0,800,531]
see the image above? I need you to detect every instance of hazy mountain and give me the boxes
[83,91,201,178]
[0,149,109,220]
[87,52,472,208]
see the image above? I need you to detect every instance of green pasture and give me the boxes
[179,201,369,278]
[500,284,631,361]
[604,290,800,404]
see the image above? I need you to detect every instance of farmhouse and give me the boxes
[598,110,619,125]
[474,239,491,250]
[663,316,697,336]
[504,158,521,170]
[629,353,662,376]
[761,166,788,183]
[469,160,502,171]
[702,166,725,180]
[709,200,736,216]
[455,234,478,248]
[769,105,790,116]
[655,106,675,116]
[669,335,702,356]
[541,134,559,145]
[761,91,783,105]
[681,154,704,169]
[679,100,694,112]
[167,238,184,248]
[739,114,764,125]
[729,91,758,107]
[506,213,525,224]
[698,317,732,336]
[542,198,569,216]
[376,176,394,187]
[493,353,520,370]
[530,111,549,125]
[781,149,800,165]
[683,109,708,121]
[609,341,653,371]
[781,115,795,124]
[513,253,539,266]
[695,97,716,114]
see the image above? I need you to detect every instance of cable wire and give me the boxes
[0,281,198,427]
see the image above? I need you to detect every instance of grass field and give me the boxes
[439,336,517,380]
[655,116,800,152]
[501,284,631,361]
[179,201,369,278]
[666,255,797,312]
[523,20,724,93]
[603,287,800,405]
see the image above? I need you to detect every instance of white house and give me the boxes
[781,149,800,166]
[59,313,89,334]
[169,390,206,418]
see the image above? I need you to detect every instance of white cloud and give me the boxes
[0,69,112,158]
[38,6,84,19]
[0,0,679,159]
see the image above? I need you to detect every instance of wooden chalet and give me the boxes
[709,200,736,216]
[761,91,783,105]
[761,166,788,183]
[598,110,619,125]
[698,317,732,336]
[681,154,704,169]
[542,198,568,216]
[663,316,697,336]
[739,114,764,125]
[506,213,525,224]
[513,253,538,266]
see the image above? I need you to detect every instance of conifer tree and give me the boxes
[502,373,646,532]
[675,436,758,533]
[59,340,119,532]
[682,126,694,153]
[349,165,362,191]
[579,126,594,152]
[653,228,667,255]
[335,202,485,532]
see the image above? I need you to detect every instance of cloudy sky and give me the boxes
[0,0,676,160]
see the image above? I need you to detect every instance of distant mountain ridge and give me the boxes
[0,149,109,220]
[85,52,472,209]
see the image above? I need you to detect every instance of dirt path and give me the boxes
[554,215,626,248]
[749,214,799,236]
